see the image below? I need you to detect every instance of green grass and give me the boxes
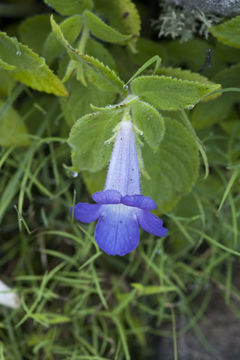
[0,119,239,358]
[1,2,240,359]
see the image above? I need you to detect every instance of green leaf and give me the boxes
[129,37,167,67]
[191,63,240,129]
[142,118,199,212]
[0,32,68,96]
[82,169,106,194]
[44,0,93,16]
[51,16,126,95]
[131,75,220,111]
[94,0,140,48]
[132,100,165,150]
[84,10,132,44]
[81,54,125,93]
[0,69,15,97]
[43,15,83,64]
[18,14,51,54]
[165,38,225,78]
[156,67,218,90]
[0,58,16,70]
[210,16,240,49]
[60,77,116,126]
[156,67,222,101]
[0,100,29,147]
[85,38,116,69]
[68,110,123,172]
[220,116,240,139]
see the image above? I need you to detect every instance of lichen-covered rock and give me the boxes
[165,0,240,16]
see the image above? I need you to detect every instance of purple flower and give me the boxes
[71,120,167,256]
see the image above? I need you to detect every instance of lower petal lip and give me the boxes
[95,204,140,256]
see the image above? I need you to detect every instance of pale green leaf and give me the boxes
[0,58,16,70]
[132,100,165,150]
[50,16,126,94]
[44,0,93,15]
[0,32,67,96]
[131,75,220,111]
[0,100,29,147]
[81,54,125,93]
[43,15,83,64]
[84,10,132,44]
[142,118,199,212]
[68,110,123,172]
[60,77,116,126]
[156,67,221,100]
[210,16,240,49]
[94,0,141,48]
[19,14,51,54]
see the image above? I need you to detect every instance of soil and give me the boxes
[157,288,240,360]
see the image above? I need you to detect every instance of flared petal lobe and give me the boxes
[122,194,157,210]
[95,204,139,256]
[72,203,102,223]
[92,190,121,204]
[137,210,168,237]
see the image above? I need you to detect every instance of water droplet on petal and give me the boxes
[16,50,22,56]
[123,84,128,90]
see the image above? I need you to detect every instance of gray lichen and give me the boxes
[153,3,222,42]
[164,0,240,16]
[153,0,240,42]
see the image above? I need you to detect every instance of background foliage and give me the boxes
[0,0,240,359]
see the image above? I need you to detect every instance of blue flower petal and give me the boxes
[121,194,157,210]
[137,210,168,237]
[72,203,102,223]
[95,204,139,256]
[92,190,121,204]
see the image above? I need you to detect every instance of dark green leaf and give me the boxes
[191,63,240,129]
[85,38,116,69]
[19,14,51,54]
[142,118,199,212]
[0,100,29,147]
